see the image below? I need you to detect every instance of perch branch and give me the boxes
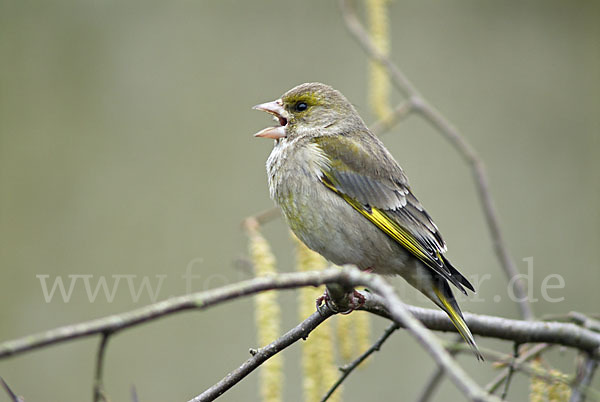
[2,270,600,400]
[1,272,599,360]
[189,268,494,402]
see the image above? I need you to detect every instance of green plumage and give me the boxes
[254,82,482,359]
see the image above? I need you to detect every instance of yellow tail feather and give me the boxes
[433,287,484,361]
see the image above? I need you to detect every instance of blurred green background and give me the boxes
[1,0,598,401]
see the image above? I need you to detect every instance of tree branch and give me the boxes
[0,377,23,402]
[369,100,414,136]
[93,332,111,402]
[484,343,550,394]
[449,343,587,394]
[191,307,335,402]
[415,336,462,402]
[338,0,534,321]
[571,355,599,402]
[2,273,598,360]
[1,269,599,400]
[360,293,600,356]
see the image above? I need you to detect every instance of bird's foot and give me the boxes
[316,288,366,315]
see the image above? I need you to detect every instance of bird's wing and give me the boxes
[313,135,474,294]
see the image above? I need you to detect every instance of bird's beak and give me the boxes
[252,99,287,139]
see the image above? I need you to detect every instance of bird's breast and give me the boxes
[266,138,330,203]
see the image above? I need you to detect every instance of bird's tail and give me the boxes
[432,280,484,361]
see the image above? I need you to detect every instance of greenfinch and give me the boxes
[253,82,482,359]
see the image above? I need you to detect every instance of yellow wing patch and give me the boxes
[321,176,438,269]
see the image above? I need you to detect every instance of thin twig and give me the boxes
[0,377,23,402]
[484,343,551,394]
[569,312,600,333]
[450,343,578,390]
[241,207,281,230]
[93,332,111,402]
[500,343,520,400]
[192,307,335,402]
[571,354,599,402]
[320,322,399,402]
[338,0,534,321]
[415,335,463,402]
[131,385,139,402]
[370,100,414,136]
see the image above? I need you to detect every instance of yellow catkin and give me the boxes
[547,369,571,401]
[336,315,355,362]
[249,226,283,402]
[366,0,393,121]
[294,235,342,402]
[529,358,572,402]
[336,312,371,366]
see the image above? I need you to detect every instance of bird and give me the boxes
[253,82,482,359]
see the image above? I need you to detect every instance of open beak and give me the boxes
[252,99,287,139]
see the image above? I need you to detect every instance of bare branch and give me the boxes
[320,322,399,402]
[569,313,600,333]
[0,377,24,402]
[191,307,335,402]
[241,207,281,230]
[500,343,520,400]
[189,268,495,402]
[338,0,534,321]
[415,336,462,402]
[1,270,599,360]
[93,332,111,402]
[571,355,599,402]
[484,343,551,394]
[370,100,414,136]
[451,343,581,391]
[1,269,599,400]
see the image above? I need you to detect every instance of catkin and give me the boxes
[249,226,283,402]
[337,312,371,366]
[529,358,571,402]
[336,315,355,362]
[294,235,341,402]
[367,0,393,121]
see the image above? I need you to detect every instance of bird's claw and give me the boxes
[315,288,366,315]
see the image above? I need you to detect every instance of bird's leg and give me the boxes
[315,287,366,315]
[339,289,366,315]
[315,288,330,312]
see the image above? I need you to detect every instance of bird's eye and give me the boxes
[295,102,308,112]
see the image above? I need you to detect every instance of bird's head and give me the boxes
[253,82,365,141]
